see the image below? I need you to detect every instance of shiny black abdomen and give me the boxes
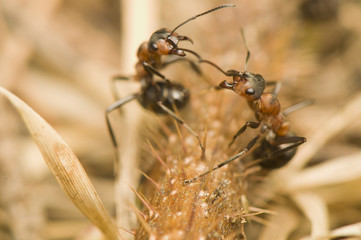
[252,138,297,169]
[137,81,190,114]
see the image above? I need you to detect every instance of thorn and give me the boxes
[202,160,216,189]
[173,118,188,154]
[158,101,204,154]
[201,123,208,160]
[128,201,153,236]
[127,183,156,219]
[117,226,136,236]
[146,139,171,176]
[248,215,273,227]
[137,169,161,193]
[248,206,277,215]
[177,151,186,180]
[155,113,173,136]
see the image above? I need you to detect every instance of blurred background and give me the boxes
[0,0,360,239]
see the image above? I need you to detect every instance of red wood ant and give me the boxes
[106,5,235,154]
[185,31,310,183]
[106,62,203,151]
[132,4,236,81]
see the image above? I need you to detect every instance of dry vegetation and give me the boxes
[1,0,361,239]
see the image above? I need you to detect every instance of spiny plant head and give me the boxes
[133,85,258,239]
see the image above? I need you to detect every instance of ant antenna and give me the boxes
[170,4,236,35]
[240,29,251,72]
[177,48,202,60]
[143,62,171,82]
[199,59,228,75]
[198,30,253,77]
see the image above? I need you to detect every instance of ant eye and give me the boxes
[149,43,158,52]
[246,88,255,95]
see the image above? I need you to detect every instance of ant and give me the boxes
[185,31,310,183]
[106,4,236,153]
[131,4,236,81]
[106,62,204,152]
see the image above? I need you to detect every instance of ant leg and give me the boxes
[270,136,306,161]
[265,81,278,88]
[254,136,306,169]
[142,62,171,83]
[110,75,132,100]
[157,101,205,156]
[229,121,260,147]
[105,94,138,148]
[271,81,282,96]
[272,135,306,145]
[184,135,260,184]
[282,99,314,116]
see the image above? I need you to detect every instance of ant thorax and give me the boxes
[253,94,290,136]
[134,43,161,81]
[258,93,281,115]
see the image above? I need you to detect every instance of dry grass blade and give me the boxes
[292,192,329,239]
[0,87,121,240]
[288,93,361,171]
[285,152,361,191]
[259,205,299,240]
[329,222,361,239]
[301,222,361,240]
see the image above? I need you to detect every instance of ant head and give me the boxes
[220,71,265,101]
[218,29,265,101]
[240,72,266,100]
[148,28,187,56]
[148,5,235,57]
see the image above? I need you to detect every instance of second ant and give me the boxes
[185,30,311,183]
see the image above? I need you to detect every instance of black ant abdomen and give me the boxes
[252,134,307,169]
[138,80,190,114]
[252,139,296,169]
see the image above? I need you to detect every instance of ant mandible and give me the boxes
[185,30,309,183]
[106,5,236,154]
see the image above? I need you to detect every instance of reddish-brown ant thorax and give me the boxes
[259,93,281,115]
[135,43,160,81]
[136,42,150,61]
